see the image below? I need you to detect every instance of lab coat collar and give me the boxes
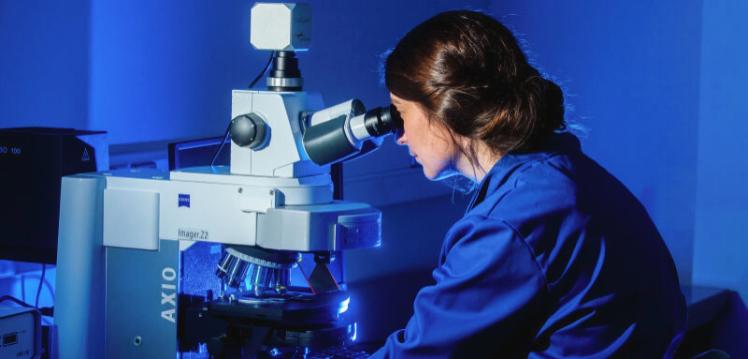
[466,132,582,213]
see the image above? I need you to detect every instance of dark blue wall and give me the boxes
[0,0,90,129]
[87,0,491,144]
[486,0,748,306]
[693,1,748,302]
[88,0,254,144]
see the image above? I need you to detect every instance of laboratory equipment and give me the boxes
[0,305,42,359]
[0,127,107,263]
[54,3,401,358]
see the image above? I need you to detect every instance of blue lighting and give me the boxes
[338,296,350,315]
[351,322,358,342]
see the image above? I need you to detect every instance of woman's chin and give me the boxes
[425,167,461,182]
[422,168,438,180]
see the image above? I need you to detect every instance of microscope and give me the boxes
[54,3,401,358]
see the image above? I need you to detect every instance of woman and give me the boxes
[370,10,686,358]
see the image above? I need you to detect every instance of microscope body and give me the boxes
[230,90,323,178]
[56,92,382,358]
[54,3,400,357]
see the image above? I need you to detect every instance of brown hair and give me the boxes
[385,10,565,167]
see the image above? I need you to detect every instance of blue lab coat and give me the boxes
[371,133,686,358]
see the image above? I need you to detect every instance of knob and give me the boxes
[230,113,268,149]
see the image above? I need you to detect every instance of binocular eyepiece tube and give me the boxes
[302,100,403,166]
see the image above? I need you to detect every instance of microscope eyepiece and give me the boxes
[363,105,403,138]
[302,115,359,166]
[302,102,405,166]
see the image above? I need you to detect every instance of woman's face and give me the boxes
[390,93,460,180]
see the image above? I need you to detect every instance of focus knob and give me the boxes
[230,113,268,149]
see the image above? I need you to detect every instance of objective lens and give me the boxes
[215,246,300,295]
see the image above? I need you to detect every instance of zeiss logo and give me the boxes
[178,194,190,208]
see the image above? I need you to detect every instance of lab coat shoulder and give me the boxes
[474,155,586,244]
[437,213,550,289]
[468,154,597,289]
[371,215,551,358]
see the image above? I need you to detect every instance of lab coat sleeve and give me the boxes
[370,215,549,358]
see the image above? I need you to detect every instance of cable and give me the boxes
[35,264,46,308]
[210,52,275,168]
[21,274,26,302]
[11,271,55,302]
[248,51,275,89]
[209,124,232,168]
[0,295,33,308]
